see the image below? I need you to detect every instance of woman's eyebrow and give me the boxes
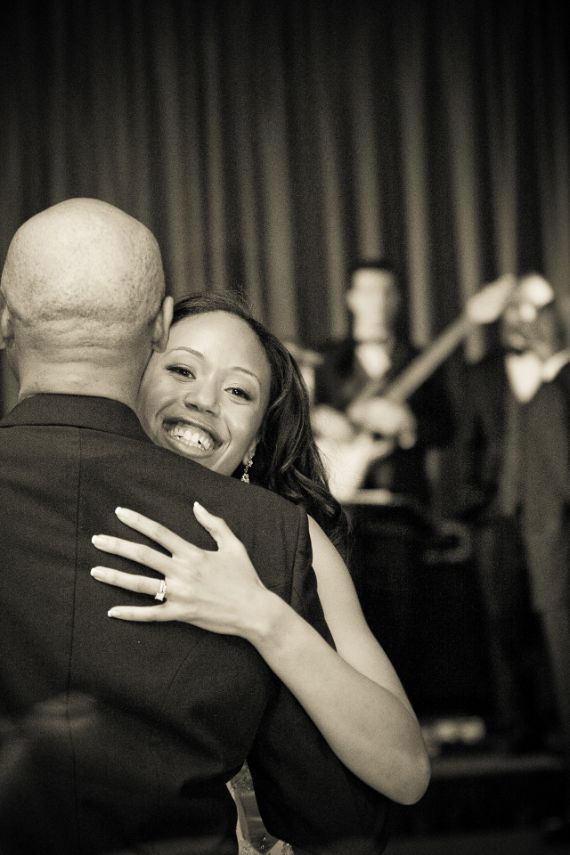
[166,346,203,358]
[231,366,260,382]
[166,347,261,385]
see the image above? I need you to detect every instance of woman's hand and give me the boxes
[91,502,272,638]
[91,504,431,803]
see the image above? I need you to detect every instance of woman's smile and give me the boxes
[162,417,222,455]
[137,311,271,475]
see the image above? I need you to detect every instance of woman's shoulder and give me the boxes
[306,515,368,635]
[307,513,325,540]
[307,515,348,576]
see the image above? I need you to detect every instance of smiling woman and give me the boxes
[92,291,431,821]
[137,307,271,478]
[136,291,348,550]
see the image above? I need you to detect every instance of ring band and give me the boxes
[154,579,167,602]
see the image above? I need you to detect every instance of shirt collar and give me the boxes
[0,393,150,441]
[541,349,570,382]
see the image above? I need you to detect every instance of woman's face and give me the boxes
[137,311,272,476]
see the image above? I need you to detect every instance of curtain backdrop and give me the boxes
[1,0,569,419]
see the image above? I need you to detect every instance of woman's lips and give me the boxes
[163,419,221,453]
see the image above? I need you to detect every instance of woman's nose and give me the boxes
[183,380,220,414]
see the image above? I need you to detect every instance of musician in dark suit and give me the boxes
[0,200,390,855]
[459,273,570,841]
[312,259,455,685]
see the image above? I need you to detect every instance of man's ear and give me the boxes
[151,296,174,353]
[0,298,14,351]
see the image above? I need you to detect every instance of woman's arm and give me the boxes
[256,515,430,804]
[91,503,430,804]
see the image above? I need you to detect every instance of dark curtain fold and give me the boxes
[1,0,569,415]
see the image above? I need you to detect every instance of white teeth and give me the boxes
[168,424,215,451]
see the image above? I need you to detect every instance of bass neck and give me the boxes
[355,313,474,406]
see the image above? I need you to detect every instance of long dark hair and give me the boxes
[172,291,349,554]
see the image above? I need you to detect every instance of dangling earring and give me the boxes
[241,454,254,483]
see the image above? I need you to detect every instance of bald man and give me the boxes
[0,199,389,855]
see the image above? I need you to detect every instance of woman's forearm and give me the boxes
[245,590,430,805]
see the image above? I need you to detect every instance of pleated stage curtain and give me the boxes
[1,0,568,416]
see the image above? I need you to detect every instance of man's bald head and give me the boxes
[0,198,172,404]
[1,198,165,345]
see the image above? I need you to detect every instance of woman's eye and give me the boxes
[227,386,252,401]
[167,365,195,379]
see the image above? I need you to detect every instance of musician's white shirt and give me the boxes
[505,349,570,403]
[355,342,392,381]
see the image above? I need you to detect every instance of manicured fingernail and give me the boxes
[90,567,103,578]
[194,501,204,511]
[92,534,109,545]
[107,609,119,618]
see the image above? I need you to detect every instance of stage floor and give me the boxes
[387,827,569,855]
[388,743,566,854]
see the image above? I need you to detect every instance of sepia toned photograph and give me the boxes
[0,1,569,853]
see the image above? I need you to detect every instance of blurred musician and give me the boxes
[311,259,455,682]
[460,273,570,843]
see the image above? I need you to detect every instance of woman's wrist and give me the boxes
[242,588,293,651]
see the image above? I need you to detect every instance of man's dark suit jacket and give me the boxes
[459,350,570,611]
[456,347,510,519]
[0,394,389,855]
